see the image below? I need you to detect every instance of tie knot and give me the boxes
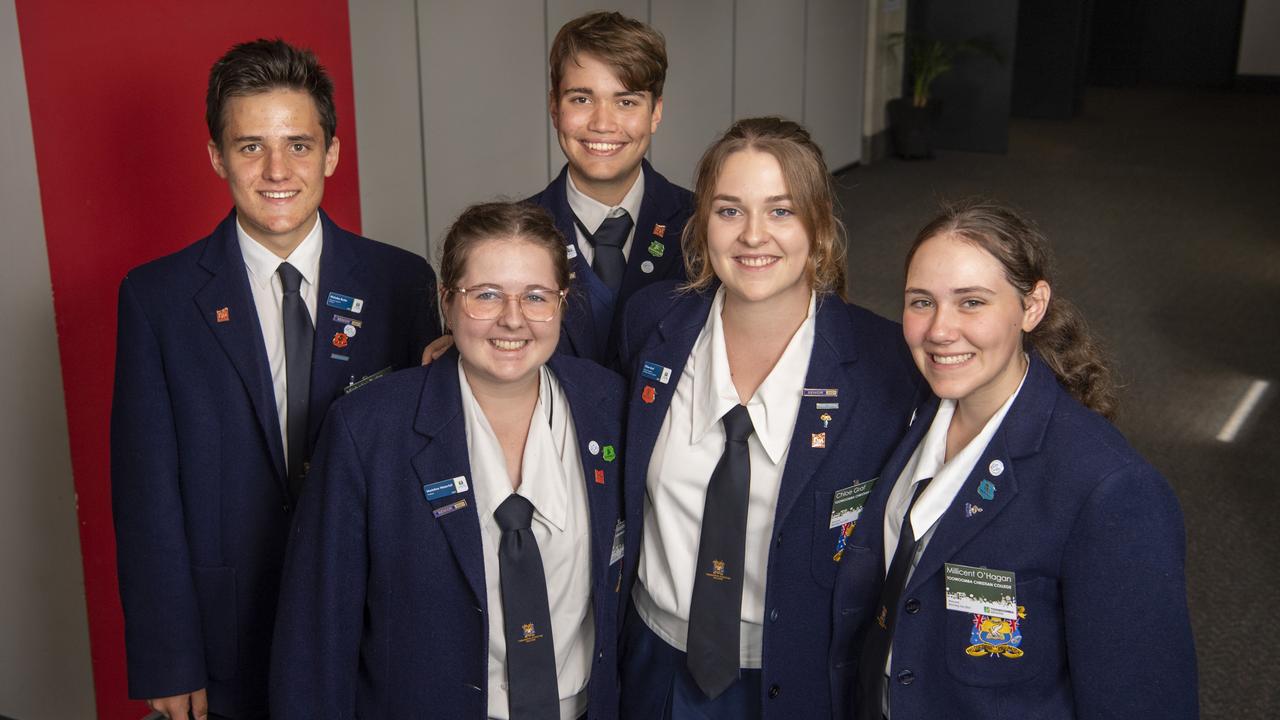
[277,262,304,294]
[591,212,633,249]
[721,404,754,443]
[494,493,535,532]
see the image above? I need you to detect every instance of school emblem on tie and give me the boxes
[706,559,730,581]
[966,606,1026,658]
[519,622,544,644]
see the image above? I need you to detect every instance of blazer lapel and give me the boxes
[851,394,940,565]
[542,171,598,359]
[307,211,365,448]
[193,213,287,484]
[904,358,1057,595]
[773,298,865,528]
[623,291,712,495]
[409,353,486,606]
[550,356,622,590]
[618,161,681,303]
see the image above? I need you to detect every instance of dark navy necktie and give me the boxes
[581,211,631,293]
[858,476,933,720]
[494,494,560,720]
[277,262,313,500]
[686,404,755,699]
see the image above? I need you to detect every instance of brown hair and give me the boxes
[206,38,336,150]
[907,199,1118,419]
[682,117,848,300]
[549,11,668,98]
[439,201,571,300]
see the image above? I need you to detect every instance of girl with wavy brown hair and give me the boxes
[614,117,921,718]
[832,199,1198,720]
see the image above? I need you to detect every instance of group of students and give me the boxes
[110,11,1199,720]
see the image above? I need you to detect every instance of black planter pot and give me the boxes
[888,97,940,159]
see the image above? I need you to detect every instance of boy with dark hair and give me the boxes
[534,11,692,365]
[111,38,439,719]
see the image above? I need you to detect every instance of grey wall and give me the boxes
[0,2,98,718]
[1239,0,1280,75]
[350,0,869,259]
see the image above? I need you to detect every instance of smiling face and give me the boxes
[707,149,813,311]
[550,52,662,206]
[444,238,563,392]
[208,89,339,258]
[903,232,1049,415]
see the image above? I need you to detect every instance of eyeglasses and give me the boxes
[451,285,567,322]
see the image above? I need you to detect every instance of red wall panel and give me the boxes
[14,3,360,717]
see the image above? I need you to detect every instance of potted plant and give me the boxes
[887,33,1002,159]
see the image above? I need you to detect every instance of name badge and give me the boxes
[944,563,1017,619]
[829,478,877,529]
[610,519,625,566]
[326,291,364,314]
[423,475,469,502]
[640,361,672,384]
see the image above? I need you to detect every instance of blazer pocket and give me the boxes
[944,576,1062,688]
[191,565,239,681]
[811,489,861,588]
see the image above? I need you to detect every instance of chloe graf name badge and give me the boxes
[829,478,877,529]
[944,563,1017,620]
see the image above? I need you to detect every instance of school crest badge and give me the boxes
[966,605,1026,658]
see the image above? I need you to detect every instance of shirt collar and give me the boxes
[691,287,817,464]
[236,214,323,290]
[459,365,569,533]
[565,166,645,233]
[907,359,1029,539]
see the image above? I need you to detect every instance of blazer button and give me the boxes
[768,684,781,699]
[769,608,779,622]
[896,669,915,685]
[281,504,291,514]
[904,598,920,614]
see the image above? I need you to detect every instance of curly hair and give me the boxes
[682,117,848,300]
[907,199,1118,419]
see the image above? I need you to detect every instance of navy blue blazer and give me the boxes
[111,209,440,715]
[829,355,1198,719]
[528,159,693,366]
[269,352,627,719]
[616,282,921,718]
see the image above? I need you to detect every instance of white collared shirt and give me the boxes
[459,365,593,720]
[565,167,645,266]
[635,287,817,667]
[879,361,1028,717]
[236,215,322,459]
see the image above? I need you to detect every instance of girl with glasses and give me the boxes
[271,201,627,720]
